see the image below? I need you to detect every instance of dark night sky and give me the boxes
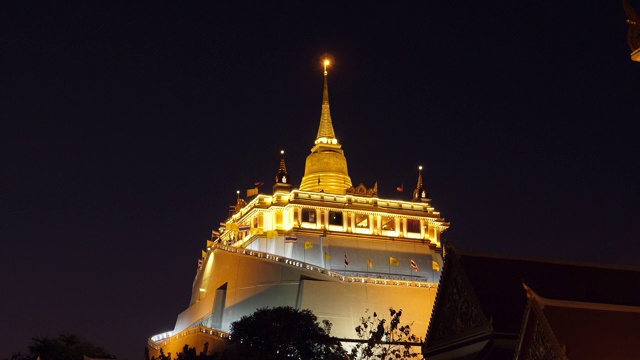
[2,1,639,359]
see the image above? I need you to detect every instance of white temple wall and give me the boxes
[175,249,437,341]
[298,279,437,341]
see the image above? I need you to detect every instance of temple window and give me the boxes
[381,216,395,231]
[329,211,343,226]
[355,213,369,228]
[407,219,420,233]
[302,208,316,223]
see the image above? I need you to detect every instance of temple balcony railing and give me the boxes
[215,244,438,288]
[148,325,231,350]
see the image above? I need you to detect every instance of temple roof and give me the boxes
[526,287,640,359]
[451,246,640,333]
[425,245,640,357]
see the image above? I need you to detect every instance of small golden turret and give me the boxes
[273,150,293,193]
[412,166,430,202]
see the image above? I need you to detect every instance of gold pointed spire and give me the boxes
[300,59,352,194]
[273,150,293,193]
[279,150,287,171]
[276,150,288,183]
[412,166,429,202]
[315,59,337,144]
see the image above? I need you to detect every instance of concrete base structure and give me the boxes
[149,246,438,358]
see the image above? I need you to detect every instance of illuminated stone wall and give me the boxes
[173,249,438,342]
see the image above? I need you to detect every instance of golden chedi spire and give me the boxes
[299,59,353,194]
[316,60,336,142]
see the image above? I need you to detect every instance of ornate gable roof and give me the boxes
[424,245,492,353]
[346,182,378,197]
[517,286,568,360]
[517,284,640,359]
[424,245,640,359]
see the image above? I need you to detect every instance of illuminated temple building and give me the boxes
[147,63,449,357]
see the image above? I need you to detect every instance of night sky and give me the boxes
[2,2,639,359]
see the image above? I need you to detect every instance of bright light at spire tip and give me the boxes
[323,59,330,75]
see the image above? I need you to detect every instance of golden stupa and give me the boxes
[300,60,352,194]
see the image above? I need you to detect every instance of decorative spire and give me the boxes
[273,150,293,194]
[416,166,424,189]
[275,150,288,184]
[315,59,337,144]
[299,59,352,194]
[412,166,429,202]
[234,190,246,212]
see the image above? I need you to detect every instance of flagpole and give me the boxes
[321,236,325,269]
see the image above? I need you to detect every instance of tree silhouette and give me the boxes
[2,334,113,360]
[348,308,421,360]
[229,306,347,360]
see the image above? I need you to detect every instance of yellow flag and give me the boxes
[367,258,373,268]
[228,223,239,232]
[202,250,207,258]
[246,188,259,197]
[389,257,400,266]
[325,251,332,260]
[207,240,214,248]
[250,227,264,235]
[266,230,278,239]
[432,261,440,271]
[305,241,313,250]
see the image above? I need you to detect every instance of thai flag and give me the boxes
[285,235,297,243]
[239,225,250,232]
[411,259,419,272]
